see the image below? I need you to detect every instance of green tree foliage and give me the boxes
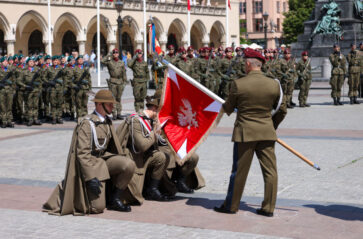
[283,0,315,44]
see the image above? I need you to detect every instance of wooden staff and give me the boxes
[277,138,321,171]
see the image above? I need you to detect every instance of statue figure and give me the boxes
[354,0,363,19]
[310,0,344,41]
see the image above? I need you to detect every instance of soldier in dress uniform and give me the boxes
[234,47,246,79]
[0,57,15,128]
[175,47,192,76]
[102,48,128,119]
[329,44,347,105]
[214,48,287,217]
[281,49,297,108]
[164,45,177,64]
[128,49,149,112]
[347,43,361,104]
[43,90,136,215]
[296,51,312,107]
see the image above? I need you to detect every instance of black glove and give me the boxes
[0,83,4,89]
[86,178,102,196]
[48,81,56,86]
[25,85,33,91]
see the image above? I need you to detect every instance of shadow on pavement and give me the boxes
[184,197,256,213]
[304,204,363,221]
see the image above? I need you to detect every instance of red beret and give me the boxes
[218,46,224,51]
[112,48,119,53]
[187,46,194,51]
[178,47,186,54]
[135,49,143,54]
[168,45,175,50]
[301,51,308,56]
[235,47,243,52]
[225,47,233,53]
[244,48,265,63]
[264,49,270,54]
[283,49,291,54]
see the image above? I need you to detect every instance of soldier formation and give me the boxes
[0,52,92,128]
[1,42,362,129]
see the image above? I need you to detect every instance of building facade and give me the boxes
[0,0,240,56]
[239,0,288,49]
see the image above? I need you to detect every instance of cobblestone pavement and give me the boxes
[0,80,363,238]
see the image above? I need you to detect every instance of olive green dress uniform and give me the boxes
[73,64,92,118]
[102,55,127,117]
[45,65,65,122]
[116,113,169,205]
[221,70,287,214]
[0,63,15,127]
[19,66,42,124]
[329,52,347,99]
[43,112,135,215]
[128,57,149,112]
[347,49,361,99]
[296,59,312,106]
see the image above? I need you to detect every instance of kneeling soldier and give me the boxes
[43,90,136,215]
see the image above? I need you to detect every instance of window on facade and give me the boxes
[254,18,263,32]
[277,18,281,32]
[253,1,263,14]
[240,19,247,33]
[277,1,280,13]
[239,2,246,14]
[283,2,287,12]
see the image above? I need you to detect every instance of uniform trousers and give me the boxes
[132,80,147,112]
[87,155,136,214]
[223,141,277,213]
[0,87,13,123]
[348,72,360,97]
[330,74,345,98]
[108,82,125,116]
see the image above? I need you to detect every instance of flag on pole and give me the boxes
[228,0,231,9]
[187,0,191,11]
[148,22,162,55]
[158,62,223,164]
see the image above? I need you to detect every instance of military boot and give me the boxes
[57,118,63,124]
[354,96,360,104]
[333,97,338,106]
[144,179,169,201]
[290,101,296,106]
[52,118,57,125]
[33,119,42,125]
[107,188,131,212]
[176,176,194,194]
[337,97,343,105]
[1,122,6,128]
[350,97,354,104]
[27,120,33,127]
[6,122,14,128]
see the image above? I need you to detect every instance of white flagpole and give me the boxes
[143,0,147,61]
[47,0,52,55]
[187,7,191,46]
[97,0,101,87]
[225,0,229,46]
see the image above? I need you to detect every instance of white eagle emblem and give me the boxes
[177,99,198,129]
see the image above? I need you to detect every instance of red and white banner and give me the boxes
[158,63,223,163]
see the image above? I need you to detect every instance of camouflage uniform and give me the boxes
[175,55,192,76]
[218,55,237,99]
[102,55,127,118]
[45,65,65,123]
[0,62,15,127]
[329,51,347,104]
[347,49,361,103]
[280,56,297,108]
[18,64,43,125]
[40,63,52,119]
[73,64,92,118]
[128,56,149,112]
[151,58,167,90]
[63,63,76,119]
[296,59,312,107]
[195,53,216,92]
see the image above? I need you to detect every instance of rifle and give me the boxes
[205,51,213,77]
[26,69,42,91]
[226,58,237,77]
[302,58,311,76]
[74,68,90,90]
[49,68,63,86]
[0,71,13,88]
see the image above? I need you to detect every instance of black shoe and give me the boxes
[176,178,194,194]
[57,118,63,124]
[144,179,169,201]
[107,199,131,212]
[304,103,311,107]
[256,208,273,217]
[27,120,33,127]
[287,104,293,109]
[337,97,343,105]
[70,114,75,121]
[52,119,57,125]
[213,205,236,214]
[6,122,14,128]
[299,104,305,108]
[333,98,338,106]
[354,96,360,104]
[1,123,6,128]
[290,101,296,106]
[117,114,123,120]
[33,119,42,125]
[112,115,117,120]
[350,97,354,105]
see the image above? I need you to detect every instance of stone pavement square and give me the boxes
[0,81,362,238]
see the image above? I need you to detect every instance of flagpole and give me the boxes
[187,5,191,46]
[97,0,101,87]
[225,0,229,46]
[47,0,52,56]
[143,0,147,62]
